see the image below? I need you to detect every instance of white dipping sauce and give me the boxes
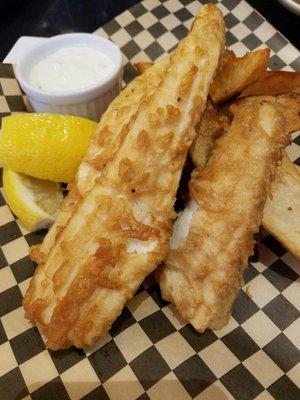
[30,47,115,93]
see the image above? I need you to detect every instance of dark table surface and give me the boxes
[0,0,299,61]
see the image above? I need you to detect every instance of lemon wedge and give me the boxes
[0,113,97,182]
[3,168,63,231]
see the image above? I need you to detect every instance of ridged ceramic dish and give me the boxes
[16,33,123,121]
[277,0,300,16]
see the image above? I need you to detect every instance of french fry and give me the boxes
[263,152,300,259]
[240,71,300,97]
[190,100,229,169]
[209,49,270,104]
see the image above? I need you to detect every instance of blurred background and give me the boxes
[0,0,299,60]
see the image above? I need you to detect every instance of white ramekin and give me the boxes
[277,0,300,16]
[16,33,123,121]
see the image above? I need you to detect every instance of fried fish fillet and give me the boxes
[23,4,225,349]
[190,94,300,259]
[36,55,170,260]
[159,96,288,332]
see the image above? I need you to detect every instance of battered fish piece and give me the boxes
[190,94,300,259]
[35,55,170,261]
[159,96,288,331]
[24,4,225,349]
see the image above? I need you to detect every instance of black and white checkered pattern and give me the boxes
[0,0,299,399]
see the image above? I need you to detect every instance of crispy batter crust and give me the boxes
[159,96,288,332]
[23,4,225,349]
[38,55,171,261]
[190,94,300,259]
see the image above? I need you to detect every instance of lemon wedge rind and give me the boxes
[0,113,97,182]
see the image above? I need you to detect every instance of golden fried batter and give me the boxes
[190,94,300,260]
[159,96,289,332]
[35,55,170,262]
[24,4,225,349]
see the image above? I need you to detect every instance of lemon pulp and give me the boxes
[3,168,63,231]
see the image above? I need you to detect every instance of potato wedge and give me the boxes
[241,71,300,97]
[190,100,229,169]
[263,153,300,259]
[209,49,270,104]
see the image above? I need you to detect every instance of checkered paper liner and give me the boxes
[0,0,299,399]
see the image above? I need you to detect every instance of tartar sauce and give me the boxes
[30,47,115,93]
